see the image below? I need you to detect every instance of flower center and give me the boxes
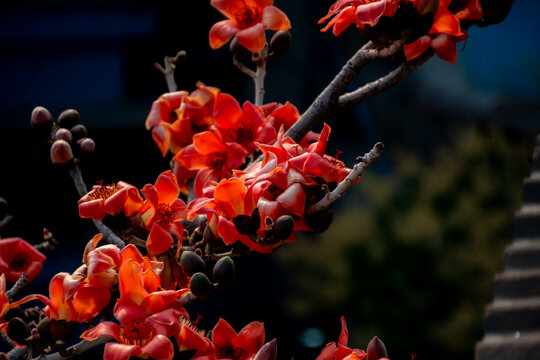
[119,319,153,346]
[89,183,119,200]
[156,203,176,224]
[216,346,247,360]
[234,6,260,29]
[206,152,226,169]
[8,254,28,271]
[231,123,255,145]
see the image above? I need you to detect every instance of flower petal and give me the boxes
[147,223,174,257]
[236,23,266,53]
[104,342,138,360]
[140,334,174,360]
[355,1,387,26]
[262,6,291,30]
[209,19,239,49]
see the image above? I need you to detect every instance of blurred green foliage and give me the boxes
[277,125,535,360]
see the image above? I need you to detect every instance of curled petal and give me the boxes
[209,20,239,49]
[236,23,266,53]
[276,183,305,216]
[262,6,291,30]
[104,342,138,360]
[81,321,121,342]
[355,1,387,27]
[140,334,174,360]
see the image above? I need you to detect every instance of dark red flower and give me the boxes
[0,238,46,284]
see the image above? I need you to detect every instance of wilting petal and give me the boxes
[276,183,305,216]
[355,1,387,26]
[262,6,291,30]
[431,10,462,36]
[338,317,349,346]
[209,19,239,49]
[140,290,179,315]
[236,23,266,53]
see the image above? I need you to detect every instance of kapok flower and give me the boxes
[82,234,122,288]
[209,0,291,53]
[140,171,187,256]
[78,181,143,220]
[145,83,220,157]
[212,318,265,360]
[214,93,277,154]
[81,306,181,360]
[0,237,46,284]
[319,0,401,36]
[316,317,366,360]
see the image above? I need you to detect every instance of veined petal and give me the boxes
[215,178,246,217]
[104,342,138,360]
[72,285,110,322]
[262,6,291,30]
[118,259,147,305]
[276,183,305,216]
[154,170,180,205]
[81,321,121,342]
[338,316,349,346]
[211,0,247,19]
[209,20,239,49]
[403,35,432,61]
[236,23,266,53]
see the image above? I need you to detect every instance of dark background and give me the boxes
[0,0,539,359]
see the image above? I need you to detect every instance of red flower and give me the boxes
[145,83,220,157]
[173,129,247,198]
[209,0,291,53]
[81,307,181,360]
[0,275,8,321]
[316,317,366,360]
[212,318,265,360]
[78,181,143,220]
[0,237,46,284]
[140,171,187,257]
[319,0,401,36]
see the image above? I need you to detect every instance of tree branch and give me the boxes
[33,337,110,360]
[284,40,404,142]
[154,50,186,93]
[6,274,27,299]
[337,49,434,109]
[306,142,384,215]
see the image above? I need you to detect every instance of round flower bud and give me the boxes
[213,256,235,285]
[57,109,80,129]
[50,319,79,343]
[305,209,333,233]
[367,336,388,360]
[30,106,54,132]
[54,128,72,143]
[189,272,214,299]
[78,137,95,153]
[269,30,292,59]
[272,215,294,240]
[229,37,251,59]
[0,197,7,221]
[70,124,87,140]
[7,317,28,346]
[180,251,205,276]
[50,139,74,167]
[37,317,52,345]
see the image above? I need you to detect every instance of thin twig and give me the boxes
[33,337,110,360]
[254,62,266,106]
[6,274,27,299]
[154,50,186,92]
[337,49,434,109]
[1,331,16,350]
[306,142,384,215]
[284,40,404,143]
[7,344,26,359]
[233,56,256,78]
[69,165,125,248]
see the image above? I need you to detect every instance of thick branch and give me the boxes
[34,337,110,360]
[69,166,125,248]
[284,40,404,142]
[338,49,434,109]
[306,142,384,215]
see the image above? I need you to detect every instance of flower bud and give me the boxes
[230,37,251,59]
[49,319,79,343]
[189,272,214,299]
[305,209,333,233]
[272,215,294,240]
[254,338,277,360]
[37,317,52,345]
[7,317,28,346]
[367,336,388,360]
[50,139,74,167]
[30,106,54,132]
[213,256,235,285]
[78,137,95,153]
[180,251,205,276]
[57,109,80,129]
[203,225,222,248]
[269,30,292,59]
[54,128,72,143]
[70,124,87,140]
[0,197,7,221]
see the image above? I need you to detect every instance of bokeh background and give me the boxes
[0,0,539,359]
